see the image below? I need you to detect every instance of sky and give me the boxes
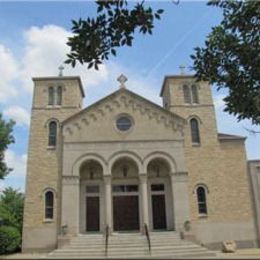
[0,1,259,192]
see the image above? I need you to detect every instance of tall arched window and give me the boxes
[45,191,54,219]
[48,121,57,146]
[196,186,207,214]
[190,118,200,144]
[48,87,54,105]
[191,85,199,104]
[57,86,62,105]
[183,85,191,103]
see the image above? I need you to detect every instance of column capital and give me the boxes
[62,175,79,185]
[139,173,148,183]
[170,172,189,182]
[103,174,112,184]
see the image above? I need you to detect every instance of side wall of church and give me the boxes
[22,78,83,252]
[162,76,257,249]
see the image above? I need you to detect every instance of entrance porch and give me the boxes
[61,152,190,235]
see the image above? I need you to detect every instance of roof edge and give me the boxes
[218,132,246,141]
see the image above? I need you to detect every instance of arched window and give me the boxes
[48,87,54,105]
[190,118,200,144]
[57,86,62,105]
[196,186,207,214]
[48,121,57,146]
[183,85,191,103]
[191,85,199,104]
[45,191,54,219]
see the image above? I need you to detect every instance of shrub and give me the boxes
[0,225,21,254]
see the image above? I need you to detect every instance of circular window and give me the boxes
[116,116,132,132]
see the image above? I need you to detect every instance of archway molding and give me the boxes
[72,153,107,176]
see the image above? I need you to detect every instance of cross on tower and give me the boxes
[117,74,128,89]
[179,65,186,75]
[58,65,65,77]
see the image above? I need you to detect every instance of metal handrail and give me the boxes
[105,225,109,257]
[144,223,151,254]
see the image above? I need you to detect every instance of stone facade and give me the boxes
[22,74,257,253]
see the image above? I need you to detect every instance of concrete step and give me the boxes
[48,232,216,259]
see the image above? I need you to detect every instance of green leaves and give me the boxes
[191,1,260,125]
[0,188,24,254]
[0,114,15,179]
[66,1,164,70]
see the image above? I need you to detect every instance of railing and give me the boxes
[105,225,109,257]
[144,223,151,254]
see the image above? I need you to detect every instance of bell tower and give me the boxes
[160,73,218,147]
[22,75,84,252]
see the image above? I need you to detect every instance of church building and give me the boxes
[22,72,257,255]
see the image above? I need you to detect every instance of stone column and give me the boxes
[171,172,190,232]
[140,173,149,233]
[104,175,112,233]
[61,176,80,235]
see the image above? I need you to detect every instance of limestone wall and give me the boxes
[22,77,83,252]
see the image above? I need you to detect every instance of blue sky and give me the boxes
[0,1,259,191]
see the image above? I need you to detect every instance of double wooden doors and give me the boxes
[113,195,139,231]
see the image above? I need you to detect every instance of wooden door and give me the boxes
[113,196,139,231]
[86,196,100,232]
[152,194,167,230]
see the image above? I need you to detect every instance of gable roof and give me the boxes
[62,88,185,125]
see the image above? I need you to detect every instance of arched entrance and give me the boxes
[79,159,104,233]
[147,158,174,231]
[111,157,140,232]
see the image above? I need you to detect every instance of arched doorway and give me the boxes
[147,158,174,231]
[79,160,104,233]
[111,157,140,232]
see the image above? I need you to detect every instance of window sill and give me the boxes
[192,143,201,147]
[47,146,56,150]
[43,219,54,223]
[198,214,208,219]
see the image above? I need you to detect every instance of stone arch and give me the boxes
[187,115,202,124]
[143,151,177,174]
[108,151,143,174]
[72,153,107,176]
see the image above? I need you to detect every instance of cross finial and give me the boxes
[179,65,186,75]
[58,65,65,77]
[117,74,128,89]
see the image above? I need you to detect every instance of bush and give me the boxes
[0,225,21,254]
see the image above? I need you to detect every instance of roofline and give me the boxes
[248,160,260,163]
[160,74,195,97]
[218,132,246,141]
[62,88,186,125]
[32,76,85,97]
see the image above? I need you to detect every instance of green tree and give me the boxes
[0,187,24,232]
[65,0,164,69]
[0,113,15,179]
[66,0,260,125]
[0,188,24,254]
[191,1,260,125]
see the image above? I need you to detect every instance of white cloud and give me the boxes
[0,44,19,102]
[4,150,27,178]
[213,94,226,111]
[3,106,30,127]
[20,25,109,93]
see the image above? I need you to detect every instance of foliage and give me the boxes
[191,1,260,125]
[0,188,24,254]
[0,113,15,179]
[65,0,164,69]
[0,225,21,254]
[0,187,24,232]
